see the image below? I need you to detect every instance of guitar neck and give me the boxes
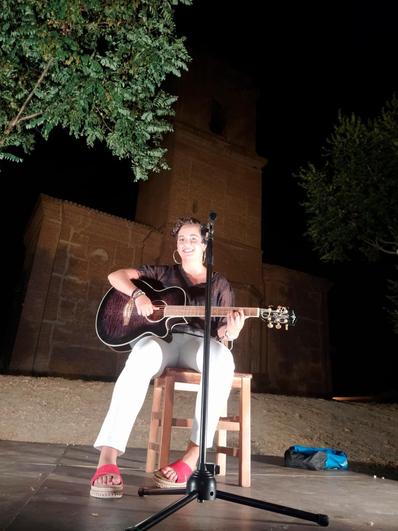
[164,306,260,318]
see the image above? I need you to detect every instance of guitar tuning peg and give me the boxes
[275,323,281,329]
[285,324,289,330]
[267,322,274,328]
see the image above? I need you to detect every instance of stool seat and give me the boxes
[146,367,252,487]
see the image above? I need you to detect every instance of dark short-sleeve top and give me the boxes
[137,264,234,338]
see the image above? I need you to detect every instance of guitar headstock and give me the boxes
[260,306,296,330]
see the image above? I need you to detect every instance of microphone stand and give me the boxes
[127,212,329,530]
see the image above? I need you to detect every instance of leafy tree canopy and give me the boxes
[0,0,191,180]
[296,96,398,263]
[296,96,398,332]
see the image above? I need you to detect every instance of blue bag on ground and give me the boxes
[284,445,348,471]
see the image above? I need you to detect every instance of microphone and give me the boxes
[201,225,209,240]
[205,211,217,241]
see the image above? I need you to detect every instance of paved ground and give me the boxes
[0,440,397,531]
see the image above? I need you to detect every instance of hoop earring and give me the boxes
[173,250,182,264]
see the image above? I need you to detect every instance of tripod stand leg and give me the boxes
[138,486,186,497]
[127,491,198,530]
[216,489,329,527]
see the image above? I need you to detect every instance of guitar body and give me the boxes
[95,279,187,352]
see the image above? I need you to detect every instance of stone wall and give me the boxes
[10,195,331,395]
[10,195,162,379]
[260,264,332,395]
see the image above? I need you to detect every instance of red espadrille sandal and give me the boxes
[153,460,193,488]
[90,464,123,498]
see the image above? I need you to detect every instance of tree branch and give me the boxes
[365,238,398,256]
[1,59,53,139]
[17,112,43,124]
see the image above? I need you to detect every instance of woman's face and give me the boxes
[176,224,206,264]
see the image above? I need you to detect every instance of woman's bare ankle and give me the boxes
[98,446,119,468]
[182,442,199,470]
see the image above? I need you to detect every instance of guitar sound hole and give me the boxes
[147,301,165,323]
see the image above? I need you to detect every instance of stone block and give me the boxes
[61,277,89,301]
[65,255,89,281]
[33,321,54,373]
[42,275,62,321]
[49,345,118,378]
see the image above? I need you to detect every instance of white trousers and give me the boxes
[94,333,235,455]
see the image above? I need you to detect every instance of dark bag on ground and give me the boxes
[284,445,348,471]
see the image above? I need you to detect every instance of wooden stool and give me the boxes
[146,367,252,487]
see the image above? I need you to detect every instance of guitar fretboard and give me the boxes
[163,306,260,318]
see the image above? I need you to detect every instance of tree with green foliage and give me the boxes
[0,0,191,180]
[296,96,398,332]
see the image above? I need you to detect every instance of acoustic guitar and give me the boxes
[95,279,296,353]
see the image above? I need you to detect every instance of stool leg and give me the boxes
[239,377,251,487]
[158,374,175,469]
[146,377,163,473]
[215,401,228,476]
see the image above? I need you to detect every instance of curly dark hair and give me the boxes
[170,217,207,241]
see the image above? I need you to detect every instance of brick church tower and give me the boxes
[136,54,265,292]
[135,54,269,379]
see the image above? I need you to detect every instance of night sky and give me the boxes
[1,1,398,394]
